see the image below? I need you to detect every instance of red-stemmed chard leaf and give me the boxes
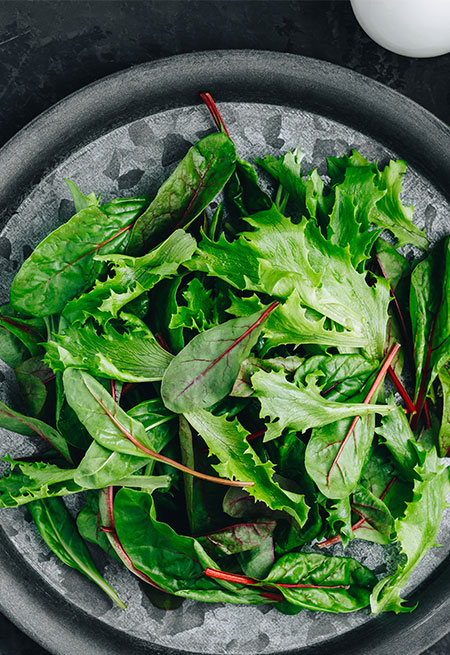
[161,303,278,413]
[64,368,253,488]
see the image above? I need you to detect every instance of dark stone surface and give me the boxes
[0,2,449,654]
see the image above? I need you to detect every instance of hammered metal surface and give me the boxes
[0,102,449,654]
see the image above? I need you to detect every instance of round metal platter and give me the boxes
[0,51,450,655]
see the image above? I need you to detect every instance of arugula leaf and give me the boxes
[45,313,173,383]
[29,497,126,608]
[161,304,278,413]
[252,369,391,441]
[10,203,144,317]
[185,410,309,528]
[128,132,236,253]
[0,400,71,463]
[256,148,329,223]
[410,237,450,409]
[63,230,196,324]
[371,449,450,613]
[263,551,377,612]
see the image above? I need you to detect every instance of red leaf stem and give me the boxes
[203,567,349,590]
[105,487,165,590]
[176,301,279,402]
[200,93,230,137]
[84,379,254,488]
[326,343,401,488]
[387,367,416,414]
[246,429,266,441]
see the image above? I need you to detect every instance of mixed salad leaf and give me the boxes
[0,95,448,618]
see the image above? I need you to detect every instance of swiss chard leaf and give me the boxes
[184,410,309,528]
[371,449,450,613]
[128,132,236,254]
[350,484,394,545]
[438,367,450,457]
[0,311,46,358]
[161,304,277,413]
[29,496,126,608]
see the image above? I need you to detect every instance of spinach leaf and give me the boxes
[237,537,275,579]
[112,488,269,604]
[128,132,236,253]
[29,497,126,608]
[63,230,196,324]
[371,449,450,613]
[45,313,173,383]
[263,551,377,612]
[10,202,147,317]
[0,400,71,463]
[161,304,278,413]
[184,410,309,528]
[252,369,391,442]
[410,237,450,411]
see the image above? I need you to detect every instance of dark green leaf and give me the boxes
[29,497,125,608]
[128,132,236,253]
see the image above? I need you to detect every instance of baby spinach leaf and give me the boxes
[0,400,71,462]
[10,205,139,317]
[55,373,92,451]
[410,237,450,410]
[371,449,450,613]
[293,354,378,402]
[113,488,269,604]
[237,537,275,579]
[128,132,236,253]
[45,313,173,383]
[263,551,377,612]
[252,369,391,442]
[29,497,126,609]
[65,179,99,212]
[74,442,148,489]
[184,410,309,528]
[350,484,394,546]
[0,312,46,358]
[161,303,278,413]
[63,230,196,324]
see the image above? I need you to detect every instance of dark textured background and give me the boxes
[0,1,450,654]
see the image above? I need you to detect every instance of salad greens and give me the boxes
[0,94,448,618]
